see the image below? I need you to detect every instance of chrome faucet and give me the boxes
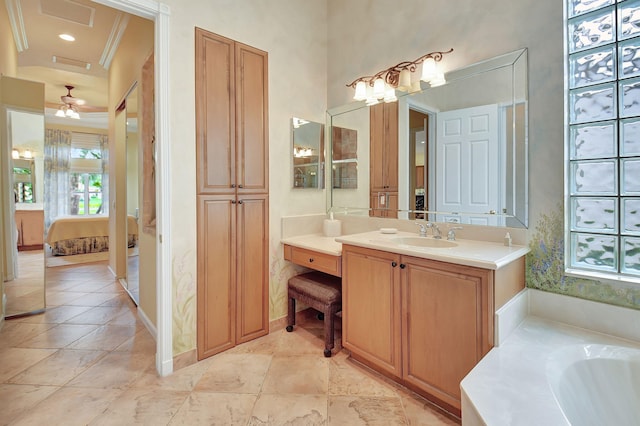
[447,226,463,241]
[415,221,442,239]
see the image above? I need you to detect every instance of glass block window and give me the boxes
[567,0,640,279]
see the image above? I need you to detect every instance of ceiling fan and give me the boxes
[52,85,104,119]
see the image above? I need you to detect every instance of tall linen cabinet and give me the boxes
[195,28,269,360]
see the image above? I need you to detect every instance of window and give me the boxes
[566,0,640,280]
[69,132,107,215]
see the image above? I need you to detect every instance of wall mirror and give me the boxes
[328,48,528,228]
[292,117,324,189]
[124,83,140,305]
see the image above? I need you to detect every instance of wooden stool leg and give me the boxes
[323,307,334,357]
[286,296,296,332]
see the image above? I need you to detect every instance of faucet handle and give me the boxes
[447,226,463,241]
[415,221,428,236]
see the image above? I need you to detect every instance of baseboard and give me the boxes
[137,306,157,340]
[173,349,197,371]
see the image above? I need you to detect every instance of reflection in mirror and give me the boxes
[5,110,46,318]
[292,117,324,189]
[125,84,140,304]
[328,49,528,228]
[331,126,358,189]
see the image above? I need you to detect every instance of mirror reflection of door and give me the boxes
[4,109,46,318]
[123,84,140,305]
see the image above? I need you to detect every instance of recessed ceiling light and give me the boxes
[59,34,75,42]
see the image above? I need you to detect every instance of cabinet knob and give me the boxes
[400,264,406,269]
[238,200,243,204]
[239,184,244,188]
[231,184,236,188]
[309,258,314,262]
[391,261,397,267]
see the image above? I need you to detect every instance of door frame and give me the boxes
[94,0,172,376]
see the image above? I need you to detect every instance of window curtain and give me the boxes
[99,135,109,215]
[44,129,71,229]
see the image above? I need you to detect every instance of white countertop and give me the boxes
[335,230,529,270]
[281,233,342,256]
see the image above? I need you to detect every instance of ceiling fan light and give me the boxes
[65,108,74,117]
[55,108,66,117]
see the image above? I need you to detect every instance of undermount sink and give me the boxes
[392,237,458,248]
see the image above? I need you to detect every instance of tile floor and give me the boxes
[1,260,460,425]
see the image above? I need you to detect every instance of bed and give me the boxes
[46,215,138,256]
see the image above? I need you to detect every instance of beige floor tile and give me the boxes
[10,386,124,426]
[64,292,120,307]
[328,395,408,425]
[67,324,138,350]
[329,352,400,397]
[8,349,107,386]
[276,326,330,356]
[14,305,93,324]
[132,359,212,392]
[169,392,256,425]
[67,351,154,389]
[88,388,189,425]
[114,329,157,353]
[44,291,87,306]
[0,384,59,425]
[261,355,329,395]
[249,394,328,425]
[398,390,460,425]
[227,329,283,355]
[0,322,55,349]
[195,352,272,394]
[64,306,128,325]
[0,347,57,382]
[106,307,140,326]
[17,324,99,349]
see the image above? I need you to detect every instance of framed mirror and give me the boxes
[291,117,324,189]
[328,48,528,228]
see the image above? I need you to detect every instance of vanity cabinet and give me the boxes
[370,102,398,218]
[15,210,44,250]
[342,244,494,414]
[284,245,342,277]
[195,28,269,360]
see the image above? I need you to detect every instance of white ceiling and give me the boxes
[7,0,134,121]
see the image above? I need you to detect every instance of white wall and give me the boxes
[162,0,328,355]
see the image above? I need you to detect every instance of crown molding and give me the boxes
[99,12,129,69]
[5,0,28,52]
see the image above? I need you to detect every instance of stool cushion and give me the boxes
[288,272,341,304]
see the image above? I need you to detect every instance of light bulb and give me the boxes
[421,57,437,82]
[430,72,446,87]
[55,108,66,117]
[23,149,32,159]
[353,81,367,101]
[373,78,385,99]
[383,86,397,103]
[397,69,411,91]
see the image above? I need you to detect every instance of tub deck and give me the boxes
[461,316,640,426]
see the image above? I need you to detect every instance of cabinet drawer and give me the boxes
[284,245,342,277]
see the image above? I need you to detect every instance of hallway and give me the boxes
[0,261,458,425]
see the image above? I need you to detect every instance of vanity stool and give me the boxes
[286,271,342,357]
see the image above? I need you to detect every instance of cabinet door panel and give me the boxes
[370,103,385,192]
[197,196,237,359]
[402,259,492,409]
[195,29,235,194]
[236,43,268,194]
[236,195,269,343]
[384,102,399,191]
[342,245,402,377]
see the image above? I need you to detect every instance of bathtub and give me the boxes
[546,344,640,426]
[461,314,640,425]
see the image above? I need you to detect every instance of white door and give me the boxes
[435,104,501,225]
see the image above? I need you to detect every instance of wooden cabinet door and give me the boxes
[401,257,493,410]
[235,43,268,195]
[342,245,402,378]
[236,195,269,343]
[369,103,399,193]
[195,29,236,195]
[197,195,237,359]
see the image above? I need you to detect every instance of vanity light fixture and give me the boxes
[23,149,32,159]
[11,149,19,159]
[347,48,453,103]
[294,146,314,158]
[12,149,33,159]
